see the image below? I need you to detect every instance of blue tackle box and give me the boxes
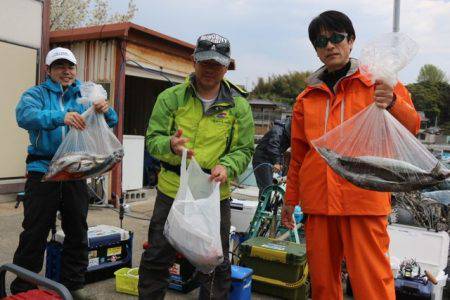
[46,225,133,283]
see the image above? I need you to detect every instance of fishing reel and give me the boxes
[400,258,421,279]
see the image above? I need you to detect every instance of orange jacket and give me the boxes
[285,59,420,215]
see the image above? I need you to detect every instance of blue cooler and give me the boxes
[46,225,133,283]
[395,278,432,300]
[230,265,252,300]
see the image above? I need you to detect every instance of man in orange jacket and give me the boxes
[282,10,420,300]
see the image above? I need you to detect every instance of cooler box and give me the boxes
[388,224,449,300]
[46,225,133,283]
[230,199,258,233]
[239,237,308,300]
[395,277,433,300]
[230,265,253,300]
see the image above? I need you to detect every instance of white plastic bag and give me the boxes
[44,82,123,181]
[312,33,449,192]
[164,150,223,274]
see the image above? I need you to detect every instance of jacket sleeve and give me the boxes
[265,124,286,165]
[104,107,118,128]
[285,94,310,206]
[219,100,255,179]
[390,82,420,134]
[16,88,66,130]
[145,91,179,163]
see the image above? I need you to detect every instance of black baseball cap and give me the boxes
[194,33,231,66]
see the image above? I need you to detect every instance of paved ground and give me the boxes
[0,189,352,299]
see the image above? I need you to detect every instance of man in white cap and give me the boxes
[12,47,118,300]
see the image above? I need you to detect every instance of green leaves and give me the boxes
[250,71,311,105]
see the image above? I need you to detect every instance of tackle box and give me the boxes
[388,224,449,300]
[239,236,308,300]
[46,225,133,283]
[167,253,199,293]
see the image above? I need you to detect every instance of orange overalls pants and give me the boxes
[305,215,395,300]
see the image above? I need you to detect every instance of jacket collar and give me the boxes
[306,58,372,89]
[187,74,248,104]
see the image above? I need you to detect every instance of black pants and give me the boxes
[11,172,89,294]
[252,160,273,199]
[138,191,231,300]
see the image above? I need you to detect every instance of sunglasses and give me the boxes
[314,32,348,49]
[196,40,230,56]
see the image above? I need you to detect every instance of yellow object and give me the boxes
[252,264,309,289]
[107,246,122,256]
[114,267,139,296]
[250,244,287,263]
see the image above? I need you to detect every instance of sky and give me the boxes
[110,0,450,90]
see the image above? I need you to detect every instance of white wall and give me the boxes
[0,0,42,180]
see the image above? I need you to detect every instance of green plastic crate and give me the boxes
[239,237,309,300]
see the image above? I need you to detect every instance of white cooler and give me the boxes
[388,224,449,300]
[230,199,258,233]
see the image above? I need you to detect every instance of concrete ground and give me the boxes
[0,189,351,299]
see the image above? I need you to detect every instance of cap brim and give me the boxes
[194,51,230,66]
[46,57,77,66]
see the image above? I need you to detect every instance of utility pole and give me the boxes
[393,0,401,32]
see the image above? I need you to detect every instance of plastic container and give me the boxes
[114,267,139,296]
[395,277,432,300]
[4,290,62,299]
[168,253,199,293]
[239,237,308,300]
[230,199,258,232]
[230,265,253,300]
[294,206,303,223]
[46,225,133,283]
[388,224,449,300]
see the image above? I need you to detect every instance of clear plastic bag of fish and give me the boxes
[164,150,223,274]
[312,33,449,192]
[43,83,123,181]
[359,32,418,87]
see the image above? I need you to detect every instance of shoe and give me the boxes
[70,288,97,300]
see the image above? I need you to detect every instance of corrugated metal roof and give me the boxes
[50,22,195,51]
[50,22,236,70]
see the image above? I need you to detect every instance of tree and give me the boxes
[50,0,137,31]
[251,71,311,104]
[417,64,447,83]
[407,81,450,132]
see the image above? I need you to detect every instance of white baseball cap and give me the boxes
[45,47,77,66]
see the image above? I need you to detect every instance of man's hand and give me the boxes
[273,163,283,173]
[281,204,296,230]
[209,165,228,184]
[170,129,194,158]
[374,79,395,109]
[64,112,86,130]
[93,99,109,113]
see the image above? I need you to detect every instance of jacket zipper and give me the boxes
[35,131,41,148]
[59,87,66,140]
[324,97,345,134]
